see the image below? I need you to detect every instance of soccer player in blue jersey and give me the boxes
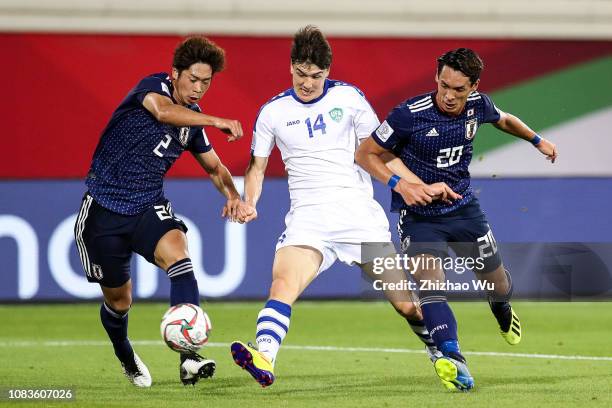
[356,48,558,391]
[74,36,246,387]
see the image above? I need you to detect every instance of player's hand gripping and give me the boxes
[424,182,463,204]
[394,179,435,206]
[237,202,258,223]
[213,117,244,142]
[221,196,242,222]
[536,138,558,163]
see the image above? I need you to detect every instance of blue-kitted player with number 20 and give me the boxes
[356,48,558,391]
[74,36,249,388]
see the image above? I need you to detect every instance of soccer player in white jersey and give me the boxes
[230,26,461,387]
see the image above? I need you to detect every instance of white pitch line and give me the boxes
[1,340,611,362]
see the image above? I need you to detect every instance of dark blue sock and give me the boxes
[419,291,459,355]
[168,258,200,306]
[100,302,134,365]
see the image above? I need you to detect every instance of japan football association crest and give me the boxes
[465,118,478,140]
[178,127,190,146]
[92,264,103,280]
[328,107,343,123]
[401,236,411,253]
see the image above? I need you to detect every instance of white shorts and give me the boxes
[275,196,393,275]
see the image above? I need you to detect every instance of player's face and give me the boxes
[291,63,329,102]
[172,63,213,106]
[435,65,479,116]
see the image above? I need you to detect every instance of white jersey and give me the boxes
[252,79,380,206]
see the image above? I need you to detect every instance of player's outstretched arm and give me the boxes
[494,110,558,163]
[193,150,244,222]
[142,92,243,141]
[356,137,438,206]
[239,156,268,223]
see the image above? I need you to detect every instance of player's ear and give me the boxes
[171,68,179,81]
[471,78,480,92]
[290,63,294,75]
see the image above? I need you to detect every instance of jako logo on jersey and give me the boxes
[329,107,343,122]
[426,128,439,137]
[465,118,478,140]
[286,120,301,127]
[375,120,394,142]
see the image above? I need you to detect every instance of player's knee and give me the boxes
[106,296,132,314]
[492,279,510,297]
[392,301,421,320]
[269,276,299,300]
[158,253,190,272]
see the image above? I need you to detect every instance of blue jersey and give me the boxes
[86,73,212,215]
[372,91,500,216]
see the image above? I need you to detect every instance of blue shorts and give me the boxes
[397,198,502,273]
[74,193,187,288]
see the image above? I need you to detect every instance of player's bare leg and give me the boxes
[232,245,321,387]
[268,245,322,304]
[413,255,474,391]
[154,229,215,385]
[100,280,152,387]
[154,229,190,270]
[360,257,442,360]
[474,264,521,345]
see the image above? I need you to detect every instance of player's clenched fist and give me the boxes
[236,202,258,223]
[213,117,244,141]
[536,138,558,163]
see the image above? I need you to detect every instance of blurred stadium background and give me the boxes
[1,1,611,300]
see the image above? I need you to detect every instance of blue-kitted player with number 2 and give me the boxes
[356,48,558,391]
[74,36,248,388]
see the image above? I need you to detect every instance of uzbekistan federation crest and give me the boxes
[329,108,343,123]
[465,118,478,140]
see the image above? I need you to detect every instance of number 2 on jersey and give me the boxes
[305,114,327,138]
[153,134,172,157]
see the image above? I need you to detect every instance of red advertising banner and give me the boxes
[4,33,610,178]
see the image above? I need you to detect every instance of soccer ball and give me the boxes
[160,303,212,353]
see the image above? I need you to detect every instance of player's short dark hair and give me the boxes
[173,36,225,74]
[291,25,332,70]
[437,48,483,84]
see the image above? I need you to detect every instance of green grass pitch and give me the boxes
[1,301,611,407]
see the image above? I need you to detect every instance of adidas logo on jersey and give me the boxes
[426,128,439,137]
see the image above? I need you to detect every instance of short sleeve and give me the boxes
[371,104,413,150]
[188,127,212,154]
[133,75,173,104]
[251,106,276,157]
[481,93,501,123]
[353,91,380,140]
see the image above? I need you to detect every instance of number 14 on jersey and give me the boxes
[305,114,327,138]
